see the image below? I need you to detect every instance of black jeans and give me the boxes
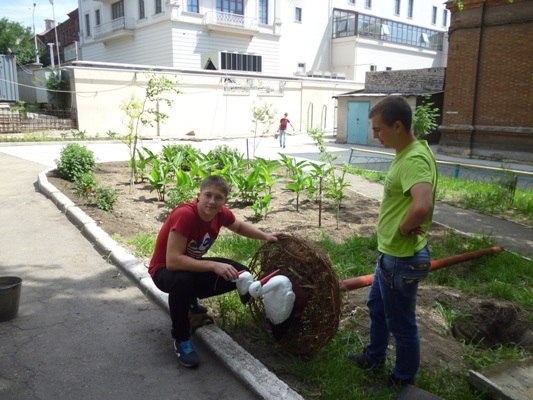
[152,257,248,341]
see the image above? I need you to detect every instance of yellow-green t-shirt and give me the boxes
[377,140,437,257]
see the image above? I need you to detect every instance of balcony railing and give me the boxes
[203,11,259,35]
[93,17,135,41]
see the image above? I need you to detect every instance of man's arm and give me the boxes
[399,182,434,236]
[227,219,278,242]
[165,231,240,280]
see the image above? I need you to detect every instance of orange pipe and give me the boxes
[339,246,504,291]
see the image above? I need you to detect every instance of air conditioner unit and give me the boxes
[201,51,221,70]
[307,70,323,78]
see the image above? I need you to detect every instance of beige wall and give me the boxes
[335,95,416,145]
[70,64,363,139]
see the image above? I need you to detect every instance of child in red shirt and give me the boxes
[150,175,279,368]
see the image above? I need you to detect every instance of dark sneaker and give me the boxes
[239,293,251,305]
[348,350,384,371]
[174,340,200,368]
[189,298,208,314]
[387,372,412,388]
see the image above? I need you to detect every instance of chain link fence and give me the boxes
[348,147,533,192]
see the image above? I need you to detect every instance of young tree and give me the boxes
[250,102,276,158]
[120,73,181,190]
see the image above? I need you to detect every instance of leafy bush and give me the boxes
[74,172,97,199]
[207,145,244,169]
[94,186,118,211]
[46,69,70,109]
[166,186,196,210]
[56,143,95,181]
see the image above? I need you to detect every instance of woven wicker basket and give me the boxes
[248,234,341,355]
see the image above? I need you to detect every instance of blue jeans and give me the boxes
[365,246,430,383]
[279,130,287,147]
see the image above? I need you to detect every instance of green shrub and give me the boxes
[56,143,95,181]
[74,172,97,199]
[94,186,118,211]
[166,186,195,210]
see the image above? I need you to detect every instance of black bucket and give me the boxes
[0,276,22,322]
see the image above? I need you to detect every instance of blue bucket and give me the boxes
[0,276,22,322]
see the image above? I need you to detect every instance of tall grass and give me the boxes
[345,166,533,225]
[427,232,532,308]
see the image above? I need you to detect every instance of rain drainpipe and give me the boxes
[470,1,486,158]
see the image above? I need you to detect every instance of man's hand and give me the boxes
[212,261,239,281]
[264,233,281,242]
[400,225,425,236]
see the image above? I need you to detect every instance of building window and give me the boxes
[295,7,302,22]
[386,67,392,71]
[394,0,401,16]
[112,0,125,20]
[259,0,268,24]
[407,0,414,19]
[85,13,91,36]
[217,0,244,15]
[332,9,356,38]
[220,52,262,72]
[187,0,199,13]
[354,11,444,50]
[95,9,101,25]
[155,0,162,14]
[365,0,372,9]
[297,62,306,74]
[442,9,448,26]
[348,0,355,4]
[139,0,145,19]
[370,64,377,71]
[431,6,437,25]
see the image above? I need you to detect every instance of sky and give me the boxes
[1,0,79,34]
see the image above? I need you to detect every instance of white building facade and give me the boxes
[77,0,449,83]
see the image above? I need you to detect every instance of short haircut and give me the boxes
[200,175,230,197]
[369,96,412,132]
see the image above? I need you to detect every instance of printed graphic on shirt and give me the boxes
[187,233,213,259]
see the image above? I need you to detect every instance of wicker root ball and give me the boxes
[248,234,341,355]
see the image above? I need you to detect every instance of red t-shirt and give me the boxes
[148,200,236,277]
[279,117,290,131]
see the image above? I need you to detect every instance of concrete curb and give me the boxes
[37,169,304,400]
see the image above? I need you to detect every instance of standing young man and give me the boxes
[278,112,294,148]
[349,96,438,387]
[149,176,279,368]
